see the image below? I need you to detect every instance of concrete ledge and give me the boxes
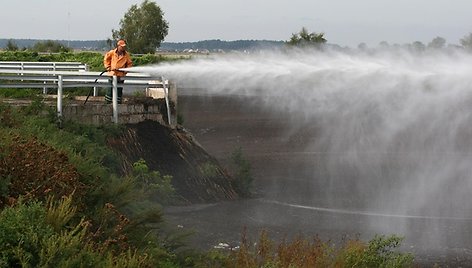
[62,99,168,125]
[1,97,171,126]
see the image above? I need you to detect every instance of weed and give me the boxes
[226,230,414,268]
[132,158,175,204]
[177,112,184,125]
[201,162,220,178]
[230,147,253,197]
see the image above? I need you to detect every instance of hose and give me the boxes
[83,70,107,105]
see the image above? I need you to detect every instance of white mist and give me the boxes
[129,48,472,249]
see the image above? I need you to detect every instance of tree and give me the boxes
[287,27,327,48]
[112,0,169,54]
[378,41,390,49]
[357,42,368,51]
[32,40,71,53]
[460,33,472,51]
[411,41,426,52]
[5,39,18,51]
[428,36,446,49]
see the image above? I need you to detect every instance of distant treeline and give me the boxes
[0,39,109,51]
[0,38,284,52]
[160,39,284,51]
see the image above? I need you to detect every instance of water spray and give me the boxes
[128,48,472,247]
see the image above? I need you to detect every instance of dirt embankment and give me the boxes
[107,120,239,203]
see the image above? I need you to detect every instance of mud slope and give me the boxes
[107,120,238,203]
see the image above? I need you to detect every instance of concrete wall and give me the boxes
[62,82,177,126]
[62,98,169,125]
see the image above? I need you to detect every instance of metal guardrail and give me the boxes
[0,61,89,72]
[0,68,171,124]
[0,61,90,94]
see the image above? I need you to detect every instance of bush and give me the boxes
[0,198,157,268]
[0,104,188,266]
[230,147,253,197]
[0,134,86,207]
[0,88,43,98]
[0,201,54,267]
[32,40,71,53]
[340,235,414,268]
[223,231,414,268]
[132,158,175,204]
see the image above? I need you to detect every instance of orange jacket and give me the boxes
[103,49,133,77]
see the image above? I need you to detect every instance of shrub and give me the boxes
[0,104,187,267]
[230,147,253,197]
[132,158,175,204]
[32,40,71,53]
[223,230,414,268]
[0,198,156,268]
[340,235,414,267]
[0,134,86,207]
[177,112,184,125]
[0,201,54,267]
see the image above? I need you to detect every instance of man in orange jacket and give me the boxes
[103,39,133,103]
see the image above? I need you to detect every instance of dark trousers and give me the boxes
[105,77,123,104]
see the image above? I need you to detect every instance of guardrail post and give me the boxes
[57,75,63,118]
[112,76,118,124]
[20,62,24,81]
[161,76,172,125]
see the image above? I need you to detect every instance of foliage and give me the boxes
[428,36,446,49]
[132,158,175,204]
[339,235,414,267]
[411,41,426,53]
[45,195,77,232]
[112,0,169,54]
[460,33,472,51]
[0,201,54,267]
[132,53,165,66]
[32,40,71,53]
[0,198,156,268]
[0,134,85,207]
[0,88,43,98]
[287,27,327,48]
[230,147,253,197]
[5,40,19,51]
[0,103,183,267]
[0,102,20,128]
[1,38,286,52]
[0,51,169,73]
[177,112,184,125]
[200,162,220,178]
[222,230,414,268]
[160,39,284,52]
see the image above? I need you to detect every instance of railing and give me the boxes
[0,61,89,72]
[0,69,171,124]
[0,61,90,94]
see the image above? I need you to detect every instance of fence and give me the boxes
[0,61,89,72]
[0,68,172,124]
[0,61,90,94]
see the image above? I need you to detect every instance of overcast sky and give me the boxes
[2,0,472,47]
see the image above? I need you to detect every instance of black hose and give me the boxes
[83,70,107,105]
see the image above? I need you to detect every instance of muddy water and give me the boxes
[164,89,472,265]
